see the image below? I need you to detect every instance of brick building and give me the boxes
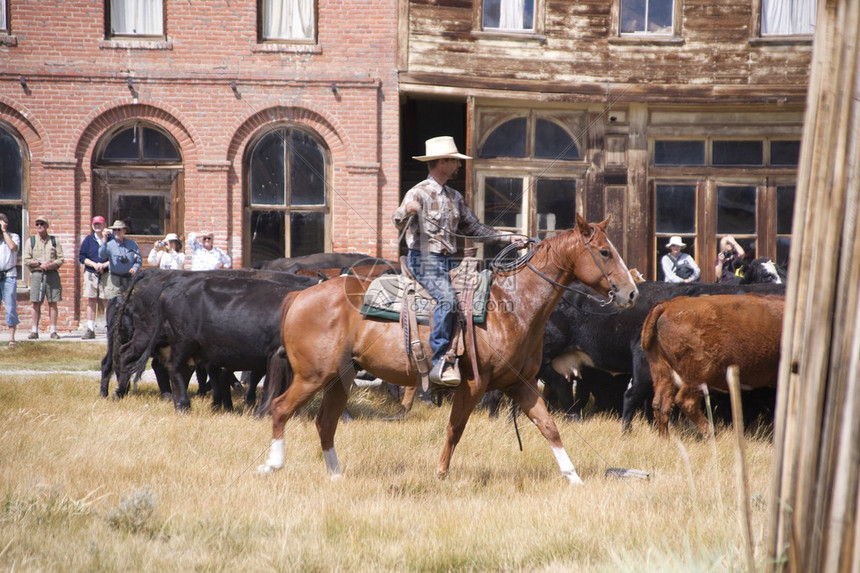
[0,0,400,333]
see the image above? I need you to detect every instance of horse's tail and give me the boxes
[640,302,666,352]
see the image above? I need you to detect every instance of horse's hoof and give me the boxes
[256,463,280,475]
[564,471,584,485]
[330,473,343,481]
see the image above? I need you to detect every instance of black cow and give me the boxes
[111,268,318,412]
[256,252,395,277]
[539,281,786,431]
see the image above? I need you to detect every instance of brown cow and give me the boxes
[640,293,785,437]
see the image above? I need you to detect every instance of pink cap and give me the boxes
[92,216,106,225]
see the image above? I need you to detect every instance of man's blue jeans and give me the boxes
[407,250,457,364]
[0,272,20,328]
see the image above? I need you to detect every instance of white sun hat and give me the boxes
[412,136,471,162]
[666,236,686,248]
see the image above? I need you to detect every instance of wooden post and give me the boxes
[727,366,755,573]
[767,0,860,571]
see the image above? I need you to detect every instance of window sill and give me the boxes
[100,38,173,50]
[749,36,813,46]
[252,43,321,54]
[609,35,684,46]
[0,34,17,46]
[470,30,547,44]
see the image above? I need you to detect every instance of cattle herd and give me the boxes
[98,252,787,437]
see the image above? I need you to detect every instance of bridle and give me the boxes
[493,225,619,306]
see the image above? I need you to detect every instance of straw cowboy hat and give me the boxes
[666,236,686,248]
[109,220,128,230]
[412,136,471,162]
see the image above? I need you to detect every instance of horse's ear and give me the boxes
[575,213,590,235]
[597,214,612,230]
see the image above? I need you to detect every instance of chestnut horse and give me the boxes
[257,214,639,483]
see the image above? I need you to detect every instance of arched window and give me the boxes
[92,122,183,246]
[475,111,584,258]
[0,124,26,283]
[247,126,329,266]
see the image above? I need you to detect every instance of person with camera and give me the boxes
[147,233,186,270]
[0,213,21,346]
[99,220,142,299]
[187,231,231,271]
[661,236,700,283]
[714,235,745,283]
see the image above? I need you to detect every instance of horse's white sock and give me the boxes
[265,438,285,469]
[552,446,583,485]
[323,448,342,476]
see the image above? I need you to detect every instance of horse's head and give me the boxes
[557,214,639,308]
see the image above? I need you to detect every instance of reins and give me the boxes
[490,228,618,307]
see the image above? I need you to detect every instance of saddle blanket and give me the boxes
[360,269,493,324]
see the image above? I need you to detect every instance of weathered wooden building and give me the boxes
[398,0,814,280]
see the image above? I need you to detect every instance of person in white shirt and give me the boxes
[187,231,231,271]
[0,213,20,347]
[147,233,187,270]
[661,235,701,283]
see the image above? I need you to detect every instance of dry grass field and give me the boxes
[0,342,776,572]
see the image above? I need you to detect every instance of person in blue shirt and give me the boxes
[78,215,111,339]
[99,220,142,299]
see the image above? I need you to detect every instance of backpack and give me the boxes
[30,235,57,249]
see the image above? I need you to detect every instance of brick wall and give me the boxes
[0,0,401,332]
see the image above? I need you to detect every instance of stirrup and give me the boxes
[429,359,460,388]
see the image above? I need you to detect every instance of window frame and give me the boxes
[257,0,318,45]
[105,0,166,40]
[752,0,816,39]
[610,0,683,43]
[244,123,331,265]
[1,0,9,34]
[0,122,29,288]
[472,0,546,40]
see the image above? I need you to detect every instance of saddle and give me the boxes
[359,250,490,390]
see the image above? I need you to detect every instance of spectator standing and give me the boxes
[715,235,746,283]
[99,220,142,299]
[187,231,231,270]
[0,213,21,346]
[147,233,186,270]
[22,215,64,340]
[661,236,700,283]
[78,215,111,339]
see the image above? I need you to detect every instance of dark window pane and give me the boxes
[713,140,764,165]
[114,195,165,235]
[482,0,500,28]
[0,205,22,237]
[250,131,286,206]
[717,186,756,235]
[289,131,326,206]
[250,210,285,266]
[483,177,522,228]
[142,128,180,161]
[648,0,673,32]
[102,127,139,160]
[655,184,696,234]
[290,211,324,257]
[0,128,22,200]
[621,0,646,32]
[536,179,576,237]
[535,119,579,160]
[480,118,527,158]
[777,185,796,234]
[771,140,800,166]
[654,140,705,166]
[776,237,792,268]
